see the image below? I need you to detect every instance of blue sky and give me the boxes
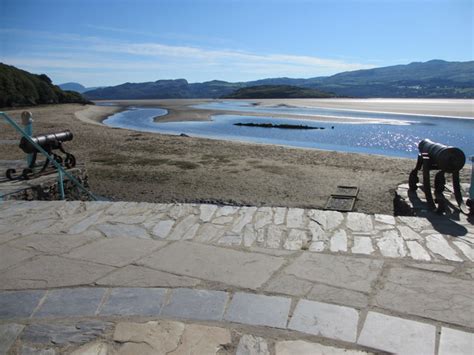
[1,0,472,86]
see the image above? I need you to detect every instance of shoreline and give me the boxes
[3,103,471,215]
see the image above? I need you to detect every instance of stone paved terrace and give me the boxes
[0,200,473,354]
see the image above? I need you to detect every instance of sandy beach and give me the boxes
[1,99,471,214]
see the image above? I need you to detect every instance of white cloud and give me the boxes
[1,28,376,85]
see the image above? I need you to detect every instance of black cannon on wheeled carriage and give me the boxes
[408,139,471,214]
[6,130,76,180]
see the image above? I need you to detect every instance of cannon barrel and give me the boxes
[418,139,465,173]
[19,130,74,154]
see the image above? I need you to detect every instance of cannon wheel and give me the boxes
[6,169,17,180]
[65,153,76,169]
[21,168,33,180]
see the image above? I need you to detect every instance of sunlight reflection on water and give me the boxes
[103,103,474,158]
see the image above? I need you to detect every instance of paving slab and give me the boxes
[0,245,38,270]
[346,213,373,232]
[0,323,25,354]
[236,334,270,355]
[65,237,166,267]
[0,231,20,244]
[407,263,456,273]
[425,234,463,261]
[283,252,383,292]
[406,240,431,261]
[0,255,116,289]
[358,312,436,355]
[95,265,200,287]
[308,210,344,231]
[69,342,108,355]
[171,324,231,354]
[152,219,175,238]
[100,287,166,316]
[168,215,200,240]
[397,216,432,231]
[377,230,406,257]
[286,208,305,229]
[35,288,107,318]
[374,267,474,328]
[68,212,103,235]
[283,229,309,250]
[307,284,368,308]
[113,320,184,353]
[13,218,58,236]
[288,299,359,342]
[20,344,57,355]
[397,225,422,241]
[374,214,396,225]
[21,321,111,345]
[275,340,368,355]
[438,327,474,355]
[199,204,218,222]
[351,236,374,255]
[7,233,100,255]
[273,207,286,225]
[161,288,228,321]
[264,274,313,297]
[0,290,45,319]
[330,229,348,252]
[95,223,150,239]
[224,292,291,329]
[139,241,285,289]
[453,240,474,261]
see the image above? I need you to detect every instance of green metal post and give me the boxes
[57,169,65,200]
[21,111,34,166]
[470,156,474,200]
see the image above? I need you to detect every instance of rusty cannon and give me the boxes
[408,139,468,213]
[6,130,76,180]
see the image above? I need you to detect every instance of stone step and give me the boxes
[1,286,472,355]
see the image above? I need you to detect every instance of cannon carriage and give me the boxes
[6,130,76,180]
[408,139,471,214]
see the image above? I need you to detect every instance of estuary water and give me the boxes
[103,102,474,159]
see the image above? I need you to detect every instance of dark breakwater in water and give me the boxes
[234,122,327,130]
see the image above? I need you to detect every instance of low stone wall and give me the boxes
[1,166,92,201]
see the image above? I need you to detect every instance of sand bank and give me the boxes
[93,98,474,126]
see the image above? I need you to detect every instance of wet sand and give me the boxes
[92,98,474,124]
[1,100,471,214]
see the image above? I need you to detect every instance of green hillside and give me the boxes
[223,85,336,99]
[0,63,91,107]
[84,60,474,99]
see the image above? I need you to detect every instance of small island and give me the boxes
[234,122,326,129]
[223,85,336,99]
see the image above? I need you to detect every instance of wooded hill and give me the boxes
[0,63,91,107]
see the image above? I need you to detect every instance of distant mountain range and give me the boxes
[58,82,103,93]
[0,63,90,107]
[82,60,474,99]
[223,85,335,99]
